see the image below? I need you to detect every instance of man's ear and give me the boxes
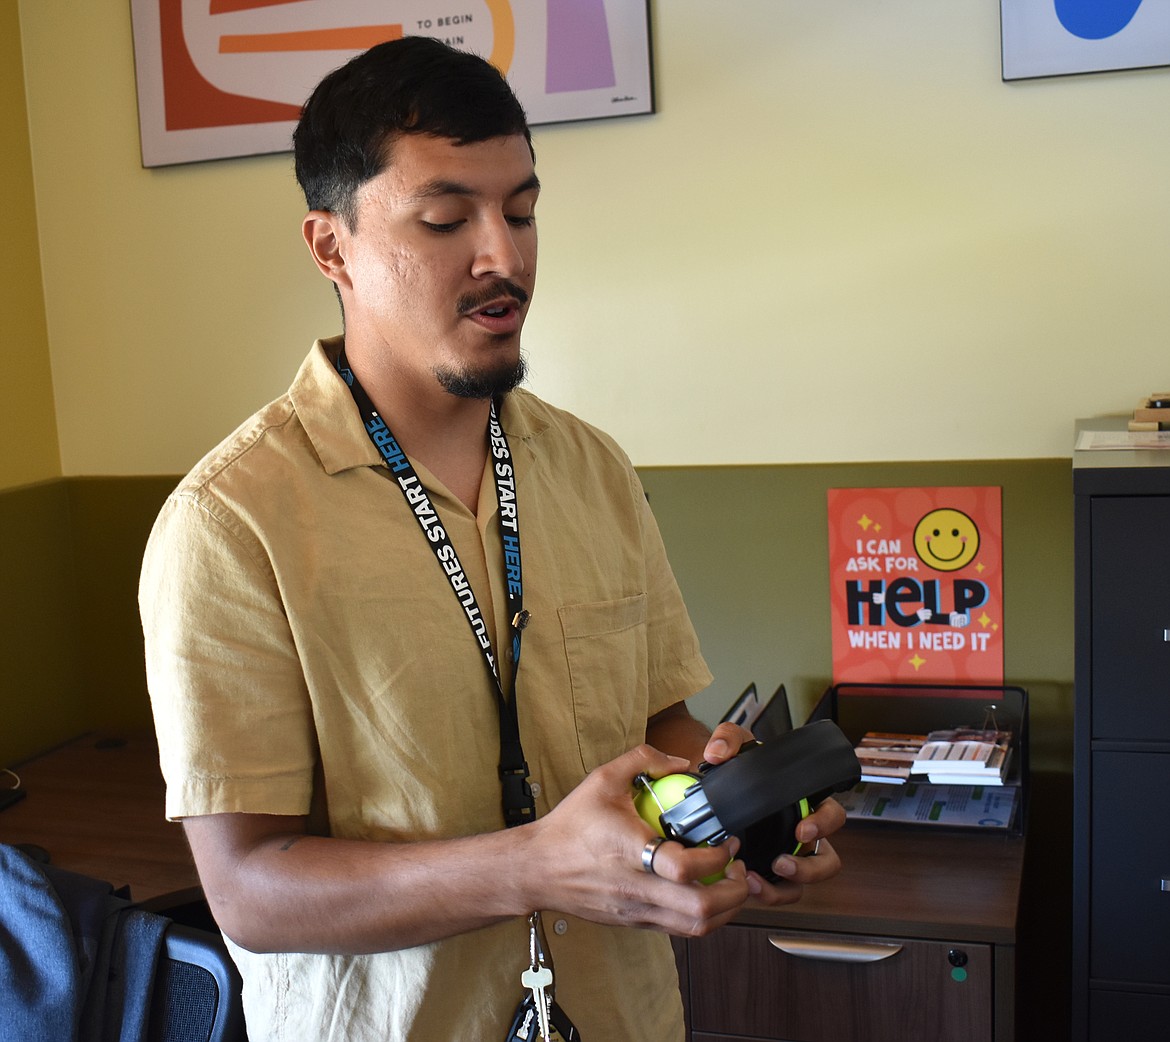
[302,211,351,289]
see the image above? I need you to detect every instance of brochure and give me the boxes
[837,780,1020,830]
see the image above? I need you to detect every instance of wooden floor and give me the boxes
[0,731,198,901]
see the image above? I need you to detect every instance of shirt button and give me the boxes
[530,781,542,798]
[553,919,568,935]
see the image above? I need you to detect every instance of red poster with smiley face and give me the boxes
[827,487,1003,685]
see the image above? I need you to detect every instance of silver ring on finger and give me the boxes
[641,836,666,875]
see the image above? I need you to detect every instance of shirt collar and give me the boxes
[291,335,550,477]
[291,336,379,476]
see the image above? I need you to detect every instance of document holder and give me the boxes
[807,682,1029,835]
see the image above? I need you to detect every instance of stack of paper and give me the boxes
[911,728,1012,786]
[853,732,927,785]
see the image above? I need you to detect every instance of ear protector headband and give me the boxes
[633,719,861,882]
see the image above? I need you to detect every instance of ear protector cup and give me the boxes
[633,774,730,883]
[633,719,861,883]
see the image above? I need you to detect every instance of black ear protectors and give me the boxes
[633,720,861,882]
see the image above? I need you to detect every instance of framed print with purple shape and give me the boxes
[130,1,654,168]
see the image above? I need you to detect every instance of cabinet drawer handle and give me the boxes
[767,935,903,963]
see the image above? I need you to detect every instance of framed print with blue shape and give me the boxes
[1002,0,1170,80]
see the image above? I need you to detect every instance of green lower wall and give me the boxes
[0,476,176,766]
[0,481,83,763]
[66,477,187,735]
[0,460,1074,773]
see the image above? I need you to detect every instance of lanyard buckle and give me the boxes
[500,765,536,827]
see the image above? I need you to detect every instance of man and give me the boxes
[140,37,844,1041]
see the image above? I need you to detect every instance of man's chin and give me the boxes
[435,356,527,400]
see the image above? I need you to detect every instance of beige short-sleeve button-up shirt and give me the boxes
[140,337,712,1041]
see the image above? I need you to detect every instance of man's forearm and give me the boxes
[186,814,536,954]
[184,742,757,957]
[645,701,714,768]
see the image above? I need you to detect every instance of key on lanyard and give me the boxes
[521,912,553,1040]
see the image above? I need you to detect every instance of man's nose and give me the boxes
[472,216,527,279]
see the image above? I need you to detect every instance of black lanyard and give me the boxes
[336,349,535,827]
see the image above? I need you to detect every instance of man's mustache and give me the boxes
[456,280,530,315]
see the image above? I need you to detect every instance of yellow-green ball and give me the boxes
[632,773,728,884]
[633,773,696,835]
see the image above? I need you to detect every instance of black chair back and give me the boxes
[148,923,247,1042]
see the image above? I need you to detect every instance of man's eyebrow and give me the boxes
[513,173,542,197]
[409,173,541,203]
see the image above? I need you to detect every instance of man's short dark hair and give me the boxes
[293,36,533,228]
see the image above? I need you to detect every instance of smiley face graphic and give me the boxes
[913,508,980,572]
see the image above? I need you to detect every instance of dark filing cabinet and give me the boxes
[1072,420,1170,1039]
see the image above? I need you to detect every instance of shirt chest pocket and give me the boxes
[558,593,649,772]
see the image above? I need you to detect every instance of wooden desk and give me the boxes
[677,824,1025,1042]
[738,825,1024,943]
[0,731,198,901]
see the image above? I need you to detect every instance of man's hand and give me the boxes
[523,744,752,938]
[699,720,846,905]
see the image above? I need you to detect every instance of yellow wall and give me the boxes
[19,0,1170,476]
[0,14,1083,1008]
[2,0,59,491]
